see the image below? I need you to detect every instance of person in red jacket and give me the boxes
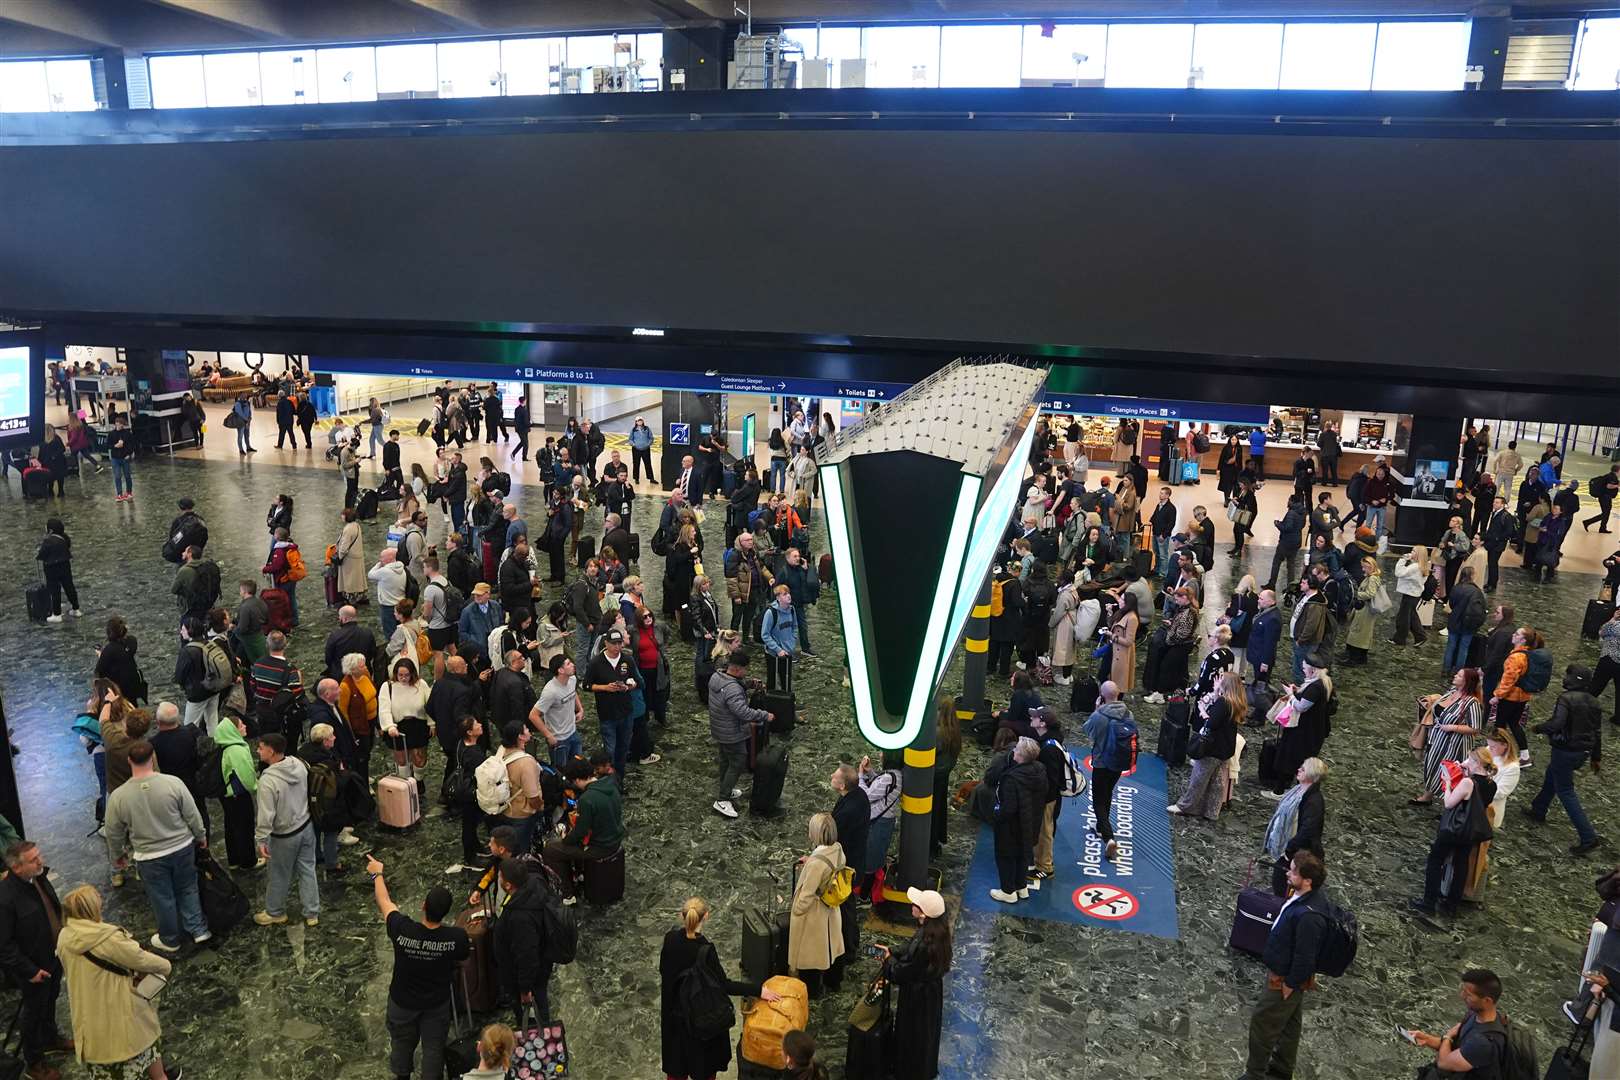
[262,527,305,629]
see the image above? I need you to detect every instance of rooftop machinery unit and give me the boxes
[728,33,801,89]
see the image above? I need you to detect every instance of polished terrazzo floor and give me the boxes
[1,446,1617,1080]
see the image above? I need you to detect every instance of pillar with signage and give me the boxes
[818,360,1048,913]
[1394,414,1466,547]
[660,392,724,490]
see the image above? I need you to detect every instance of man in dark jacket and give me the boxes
[483,384,507,443]
[987,563,1024,679]
[172,545,221,622]
[1265,495,1307,591]
[989,737,1047,903]
[275,392,296,449]
[1083,685,1136,862]
[566,563,604,661]
[601,514,632,571]
[497,536,536,618]
[296,394,317,448]
[1029,710,1068,886]
[1481,495,1515,592]
[1308,493,1340,544]
[1248,590,1284,686]
[0,841,70,1077]
[1526,664,1605,855]
[494,859,553,1025]
[489,651,538,738]
[1442,565,1487,679]
[323,605,379,681]
[445,454,469,532]
[427,656,482,799]
[1244,852,1330,1080]
[778,548,821,656]
[164,500,209,565]
[1148,486,1178,580]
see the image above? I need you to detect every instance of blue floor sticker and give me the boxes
[959,748,1181,940]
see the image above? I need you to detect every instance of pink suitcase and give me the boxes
[376,775,420,829]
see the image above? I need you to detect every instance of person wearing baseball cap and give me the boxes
[457,581,503,660]
[872,887,950,1078]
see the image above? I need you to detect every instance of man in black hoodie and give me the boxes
[987,563,1024,680]
[494,858,554,1028]
[1264,494,1307,592]
[1525,663,1605,855]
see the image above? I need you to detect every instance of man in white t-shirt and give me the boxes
[533,655,584,769]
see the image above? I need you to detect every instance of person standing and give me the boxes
[1489,439,1523,501]
[149,702,209,839]
[989,738,1047,905]
[484,384,507,443]
[214,715,259,871]
[658,897,776,1080]
[787,813,847,997]
[1241,851,1330,1080]
[1411,750,1497,915]
[55,885,181,1080]
[1480,496,1514,593]
[296,393,316,449]
[873,888,950,1080]
[1441,564,1486,679]
[1523,664,1605,855]
[1262,759,1326,897]
[263,527,305,629]
[1169,671,1246,820]
[108,413,135,501]
[0,841,71,1080]
[1403,969,1510,1079]
[274,392,296,450]
[365,857,468,1080]
[629,417,655,485]
[340,435,361,509]
[707,649,771,820]
[1084,682,1136,863]
[369,550,409,642]
[35,517,82,624]
[587,629,638,784]
[760,585,799,695]
[366,397,387,460]
[103,741,211,954]
[232,393,255,455]
[493,859,555,1027]
[1490,626,1544,768]
[1317,422,1341,487]
[252,734,320,928]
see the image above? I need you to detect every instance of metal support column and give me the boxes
[883,697,939,913]
[961,576,993,723]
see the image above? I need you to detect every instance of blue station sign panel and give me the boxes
[1041,393,1269,426]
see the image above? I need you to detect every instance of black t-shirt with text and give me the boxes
[386,910,470,1011]
[586,650,635,722]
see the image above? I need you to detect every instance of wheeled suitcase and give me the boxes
[456,907,499,1011]
[1156,696,1190,767]
[195,848,250,935]
[628,533,641,562]
[21,467,50,498]
[24,583,50,623]
[480,539,498,585]
[740,907,791,984]
[1583,598,1616,640]
[576,535,596,569]
[1229,863,1285,958]
[845,982,894,1080]
[324,570,340,608]
[415,418,432,437]
[378,741,421,829]
[750,741,789,816]
[583,847,626,906]
[355,488,379,521]
[1134,548,1154,578]
[818,552,834,586]
[261,587,293,633]
[1258,737,1283,789]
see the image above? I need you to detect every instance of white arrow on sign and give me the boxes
[777,382,787,390]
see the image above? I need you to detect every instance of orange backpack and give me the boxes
[284,546,308,583]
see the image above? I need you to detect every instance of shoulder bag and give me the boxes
[85,949,168,1002]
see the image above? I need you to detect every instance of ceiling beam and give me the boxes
[138,0,292,42]
[383,0,492,33]
[0,0,126,48]
[630,0,728,24]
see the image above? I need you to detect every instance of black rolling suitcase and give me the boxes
[355,488,379,521]
[750,740,789,816]
[628,533,641,562]
[24,584,50,624]
[1156,695,1190,767]
[845,979,895,1080]
[1583,598,1615,640]
[755,690,797,736]
[740,905,790,985]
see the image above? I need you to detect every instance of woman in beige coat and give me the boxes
[1109,591,1141,692]
[335,507,367,600]
[788,812,846,998]
[1112,478,1141,550]
[56,884,178,1080]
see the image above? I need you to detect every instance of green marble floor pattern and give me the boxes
[0,456,1616,1079]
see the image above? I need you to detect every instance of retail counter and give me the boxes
[1246,442,1391,481]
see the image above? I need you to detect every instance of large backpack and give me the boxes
[1045,739,1085,798]
[1310,898,1360,978]
[436,581,466,627]
[538,884,579,965]
[196,639,235,694]
[306,761,342,829]
[475,751,516,815]
[283,546,308,583]
[677,942,736,1040]
[1590,475,1605,499]
[194,736,225,800]
[1520,648,1553,694]
[650,524,672,557]
[1324,571,1354,622]
[1497,1013,1539,1080]
[989,577,1006,618]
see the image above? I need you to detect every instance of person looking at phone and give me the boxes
[870,888,950,1080]
[586,629,637,785]
[1402,969,1507,1078]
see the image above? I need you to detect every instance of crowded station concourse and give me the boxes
[2,351,1619,1080]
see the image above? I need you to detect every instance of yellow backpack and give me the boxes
[815,853,854,907]
[989,577,1006,618]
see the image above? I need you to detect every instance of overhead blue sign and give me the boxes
[1041,393,1269,426]
[309,355,910,403]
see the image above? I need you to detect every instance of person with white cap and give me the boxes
[873,887,951,1080]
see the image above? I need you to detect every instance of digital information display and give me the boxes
[0,346,33,438]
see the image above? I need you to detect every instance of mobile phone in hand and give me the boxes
[862,943,884,958]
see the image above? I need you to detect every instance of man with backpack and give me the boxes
[1289,570,1335,684]
[494,859,566,1029]
[1525,664,1605,856]
[162,498,208,564]
[479,723,543,859]
[1442,565,1488,680]
[1240,851,1332,1080]
[172,545,221,625]
[1405,969,1522,1080]
[1083,682,1136,863]
[1585,464,1620,534]
[251,632,306,745]
[175,614,235,734]
[1029,709,1080,889]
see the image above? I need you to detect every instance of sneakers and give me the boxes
[989,889,1019,904]
[305,916,320,927]
[45,614,62,624]
[730,787,743,800]
[712,800,739,819]
[110,871,124,888]
[253,856,268,870]
[1407,898,1439,916]
[70,609,82,618]
[337,828,360,846]
[1572,837,1605,856]
[1564,1000,1589,1025]
[1018,886,1030,900]
[1104,840,1119,861]
[1053,674,1073,686]
[561,895,578,907]
[1166,805,1184,815]
[191,931,212,946]
[252,912,288,926]
[638,754,662,766]
[1143,692,1166,705]
[148,934,180,954]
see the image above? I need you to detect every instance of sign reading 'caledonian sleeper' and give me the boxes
[816,359,1048,751]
